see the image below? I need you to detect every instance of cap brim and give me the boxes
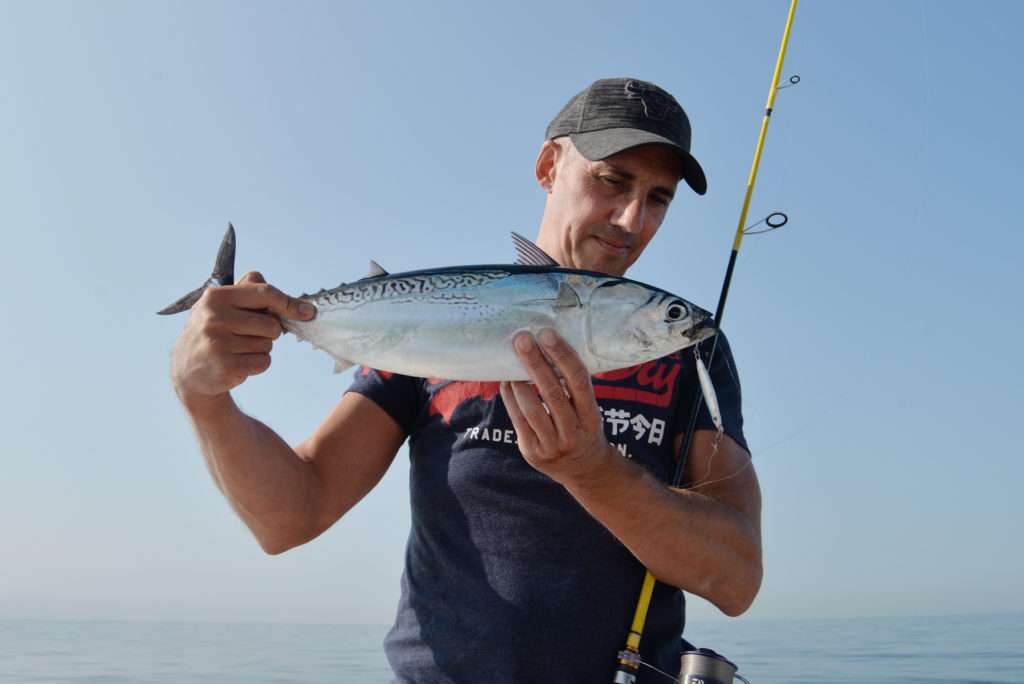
[570,128,707,195]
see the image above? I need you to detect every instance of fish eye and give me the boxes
[665,301,688,321]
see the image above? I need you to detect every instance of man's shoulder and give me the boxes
[345,367,426,435]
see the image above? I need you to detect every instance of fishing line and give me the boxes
[754,421,817,456]
[690,413,821,492]
[776,74,801,90]
[688,454,755,493]
[611,1,799,681]
[637,659,682,682]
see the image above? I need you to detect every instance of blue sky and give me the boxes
[2,0,1021,629]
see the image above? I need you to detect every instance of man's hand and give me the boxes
[502,328,762,613]
[170,271,316,406]
[166,271,401,556]
[500,329,617,486]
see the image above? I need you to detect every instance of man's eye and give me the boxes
[601,175,624,188]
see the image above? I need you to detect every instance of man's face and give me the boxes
[536,140,682,277]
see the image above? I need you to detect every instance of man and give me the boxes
[170,77,762,683]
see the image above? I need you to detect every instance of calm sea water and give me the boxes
[2,613,1021,683]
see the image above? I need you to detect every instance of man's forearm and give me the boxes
[563,447,762,616]
[181,391,321,554]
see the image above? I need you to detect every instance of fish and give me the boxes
[159,224,717,381]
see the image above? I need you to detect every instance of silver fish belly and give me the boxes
[286,269,596,381]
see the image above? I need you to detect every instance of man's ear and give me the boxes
[535,140,560,193]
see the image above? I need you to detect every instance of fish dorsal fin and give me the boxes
[555,282,581,308]
[366,260,389,278]
[511,231,558,266]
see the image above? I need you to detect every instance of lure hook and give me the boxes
[776,74,800,90]
[742,211,788,235]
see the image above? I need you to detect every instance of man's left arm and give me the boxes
[500,330,762,617]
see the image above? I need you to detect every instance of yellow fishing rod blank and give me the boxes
[610,1,799,682]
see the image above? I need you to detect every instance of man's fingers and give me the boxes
[238,271,266,285]
[536,328,601,426]
[199,303,282,339]
[500,381,539,453]
[225,280,316,321]
[220,309,284,339]
[228,334,274,355]
[239,353,272,376]
[503,332,614,484]
[513,332,579,445]
[508,380,558,446]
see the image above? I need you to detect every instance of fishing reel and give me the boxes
[613,642,750,684]
[678,647,750,684]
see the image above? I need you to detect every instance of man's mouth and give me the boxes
[593,235,632,254]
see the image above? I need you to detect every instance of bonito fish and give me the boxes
[159,225,716,381]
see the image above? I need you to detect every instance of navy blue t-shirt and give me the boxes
[345,333,746,684]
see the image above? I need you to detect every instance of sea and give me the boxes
[1,612,1021,683]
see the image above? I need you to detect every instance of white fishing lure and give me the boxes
[695,348,724,451]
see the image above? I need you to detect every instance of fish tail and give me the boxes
[157,223,237,315]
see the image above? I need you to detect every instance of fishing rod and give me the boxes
[612,1,799,682]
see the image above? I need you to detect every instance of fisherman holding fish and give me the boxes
[168,78,761,682]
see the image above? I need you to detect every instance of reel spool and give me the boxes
[679,648,749,684]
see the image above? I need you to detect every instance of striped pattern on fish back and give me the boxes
[305,270,512,311]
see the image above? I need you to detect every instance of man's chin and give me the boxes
[584,236,636,272]
[576,249,632,276]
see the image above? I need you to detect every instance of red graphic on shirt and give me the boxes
[388,354,682,427]
[593,358,681,408]
[427,380,501,425]
[360,367,394,380]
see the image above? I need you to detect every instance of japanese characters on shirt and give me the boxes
[415,352,686,467]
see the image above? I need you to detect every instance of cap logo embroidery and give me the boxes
[625,80,677,121]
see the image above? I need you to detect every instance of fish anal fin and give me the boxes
[333,359,355,374]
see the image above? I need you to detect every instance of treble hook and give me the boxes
[776,74,800,90]
[743,211,788,235]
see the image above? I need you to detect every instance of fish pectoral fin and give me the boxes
[333,359,355,374]
[554,282,581,308]
[518,283,581,310]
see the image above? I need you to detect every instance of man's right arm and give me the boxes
[171,272,405,554]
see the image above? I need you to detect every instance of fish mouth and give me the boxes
[683,316,718,343]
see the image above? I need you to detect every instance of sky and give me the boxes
[2,0,1022,632]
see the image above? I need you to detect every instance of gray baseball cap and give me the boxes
[545,77,707,195]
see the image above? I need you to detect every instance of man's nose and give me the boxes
[613,196,646,234]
